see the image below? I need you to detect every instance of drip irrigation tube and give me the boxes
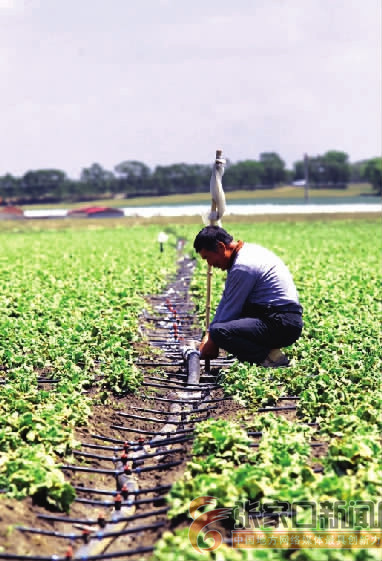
[37,507,169,526]
[108,426,158,435]
[74,495,166,507]
[116,412,208,425]
[131,405,216,415]
[257,405,297,412]
[142,381,217,390]
[71,484,171,496]
[62,459,182,475]
[110,424,194,436]
[73,446,184,462]
[183,348,201,386]
[0,548,155,561]
[140,395,202,403]
[83,434,193,449]
[136,361,184,367]
[16,522,165,540]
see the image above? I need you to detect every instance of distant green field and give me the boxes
[20,183,378,210]
[0,211,379,234]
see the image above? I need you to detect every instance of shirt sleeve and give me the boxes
[211,266,257,325]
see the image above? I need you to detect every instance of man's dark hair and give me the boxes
[193,226,233,252]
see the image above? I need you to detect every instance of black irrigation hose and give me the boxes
[80,442,134,452]
[257,405,297,412]
[0,553,64,561]
[37,507,170,526]
[149,342,182,347]
[116,412,209,425]
[0,549,155,561]
[144,379,220,391]
[72,484,171,496]
[108,426,158,435]
[73,446,185,462]
[90,433,141,444]
[136,361,184,366]
[74,495,166,507]
[148,434,194,446]
[130,405,216,415]
[140,395,202,403]
[110,424,194,436]
[142,381,217,391]
[83,434,193,449]
[144,374,215,385]
[157,372,188,379]
[62,459,182,476]
[16,521,164,540]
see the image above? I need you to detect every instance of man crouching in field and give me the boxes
[194,226,303,367]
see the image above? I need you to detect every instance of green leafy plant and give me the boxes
[0,225,180,507]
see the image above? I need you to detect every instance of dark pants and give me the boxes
[209,309,303,365]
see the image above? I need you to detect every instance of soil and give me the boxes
[0,381,325,560]
[0,380,246,559]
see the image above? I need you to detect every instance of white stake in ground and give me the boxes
[204,149,226,371]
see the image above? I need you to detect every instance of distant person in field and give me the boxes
[193,226,303,367]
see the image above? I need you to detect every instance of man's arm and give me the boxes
[212,267,257,325]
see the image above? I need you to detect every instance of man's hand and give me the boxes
[199,333,219,359]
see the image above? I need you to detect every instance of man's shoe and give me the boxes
[260,349,289,368]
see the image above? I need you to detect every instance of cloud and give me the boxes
[0,0,380,177]
[0,0,24,13]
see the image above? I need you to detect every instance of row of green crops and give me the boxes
[152,219,381,560]
[0,224,180,510]
[154,417,381,561]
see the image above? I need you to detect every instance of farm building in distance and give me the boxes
[0,205,24,219]
[67,206,125,218]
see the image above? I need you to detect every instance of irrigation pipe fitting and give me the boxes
[182,346,201,386]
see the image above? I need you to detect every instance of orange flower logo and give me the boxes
[188,496,232,553]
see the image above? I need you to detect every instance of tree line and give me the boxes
[0,151,381,205]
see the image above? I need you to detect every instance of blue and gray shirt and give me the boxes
[211,242,302,326]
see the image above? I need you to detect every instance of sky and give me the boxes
[1,0,381,179]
